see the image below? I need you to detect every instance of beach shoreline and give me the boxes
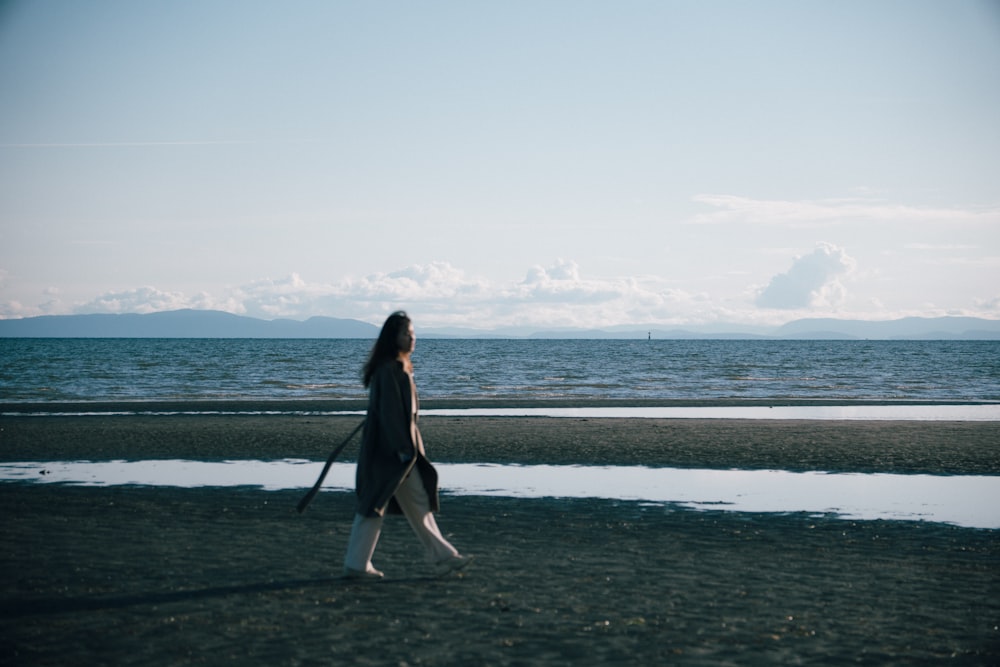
[2,410,999,475]
[5,396,1000,414]
[2,406,999,664]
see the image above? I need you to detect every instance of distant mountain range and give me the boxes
[1,309,999,339]
[0,310,379,338]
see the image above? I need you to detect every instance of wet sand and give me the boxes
[1,410,999,664]
[2,412,999,474]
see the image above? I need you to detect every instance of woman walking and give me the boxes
[343,311,471,580]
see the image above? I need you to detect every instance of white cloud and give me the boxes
[0,288,66,319]
[509,259,625,304]
[5,254,996,328]
[344,263,492,302]
[914,256,1000,268]
[904,243,978,251]
[75,287,193,314]
[975,296,1000,313]
[225,274,315,318]
[690,194,1000,227]
[36,260,716,329]
[755,243,856,310]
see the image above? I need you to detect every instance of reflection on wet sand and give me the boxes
[3,459,998,529]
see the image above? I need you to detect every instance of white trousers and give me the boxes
[343,467,459,573]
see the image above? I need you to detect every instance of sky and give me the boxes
[1,0,999,330]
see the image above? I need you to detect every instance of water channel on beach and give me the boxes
[3,459,998,530]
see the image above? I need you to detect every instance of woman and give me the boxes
[343,311,471,580]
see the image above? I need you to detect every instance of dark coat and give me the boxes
[354,360,440,518]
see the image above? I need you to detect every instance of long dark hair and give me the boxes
[362,311,411,388]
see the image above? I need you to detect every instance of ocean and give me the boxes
[3,338,999,525]
[2,338,999,404]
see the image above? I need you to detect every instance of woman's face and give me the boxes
[396,322,415,354]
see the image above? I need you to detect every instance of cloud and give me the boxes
[220,276,298,317]
[0,280,67,318]
[904,243,978,251]
[690,194,1000,227]
[211,263,496,323]
[44,260,714,329]
[12,254,991,328]
[344,263,492,302]
[508,259,624,304]
[755,243,856,310]
[975,296,1000,313]
[75,287,195,314]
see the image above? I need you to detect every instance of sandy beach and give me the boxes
[3,410,1000,474]
[1,409,998,665]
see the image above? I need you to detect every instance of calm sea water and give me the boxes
[2,338,999,403]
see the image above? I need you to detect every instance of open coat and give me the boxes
[354,360,440,518]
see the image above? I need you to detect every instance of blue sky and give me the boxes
[1,0,998,329]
